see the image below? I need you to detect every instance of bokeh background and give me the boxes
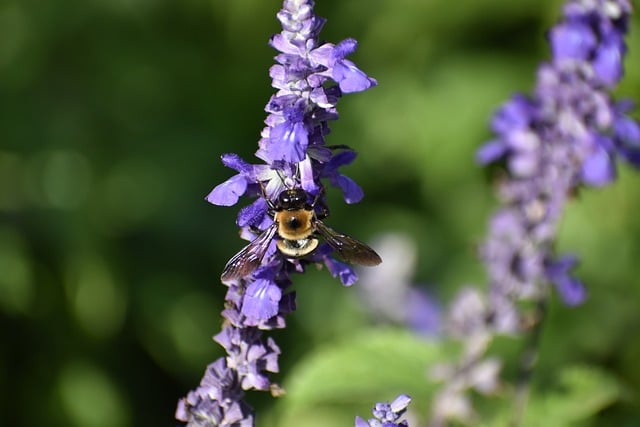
[1,0,639,426]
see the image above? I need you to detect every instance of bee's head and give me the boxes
[278,188,307,210]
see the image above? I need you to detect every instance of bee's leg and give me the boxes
[315,203,330,220]
[311,186,330,219]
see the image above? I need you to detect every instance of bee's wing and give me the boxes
[221,223,278,282]
[314,220,382,266]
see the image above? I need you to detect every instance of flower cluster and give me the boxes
[431,0,639,424]
[355,395,412,427]
[176,0,376,425]
[479,0,639,311]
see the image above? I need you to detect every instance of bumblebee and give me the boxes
[221,187,381,281]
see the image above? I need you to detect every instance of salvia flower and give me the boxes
[177,0,377,425]
[432,1,638,425]
[355,395,412,427]
[478,0,638,311]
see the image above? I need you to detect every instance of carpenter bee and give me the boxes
[221,187,381,281]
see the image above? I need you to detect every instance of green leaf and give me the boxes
[280,328,449,413]
[490,365,623,427]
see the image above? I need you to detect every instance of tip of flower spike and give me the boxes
[357,394,412,427]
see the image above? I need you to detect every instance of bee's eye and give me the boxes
[279,193,291,205]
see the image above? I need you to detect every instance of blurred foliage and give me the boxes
[0,0,639,426]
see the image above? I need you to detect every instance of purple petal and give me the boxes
[241,279,282,320]
[614,113,640,147]
[334,38,358,59]
[213,327,235,353]
[206,174,248,206]
[308,43,335,67]
[237,197,269,228]
[581,141,616,186]
[333,59,377,93]
[324,255,358,286]
[550,22,596,61]
[330,174,363,204]
[593,34,624,86]
[268,120,309,163]
[262,337,281,373]
[308,87,329,107]
[491,95,534,134]
[355,417,371,427]
[269,65,287,89]
[269,33,299,55]
[221,153,253,174]
[546,256,587,306]
[327,149,357,169]
[265,94,298,114]
[476,140,507,164]
[555,275,587,306]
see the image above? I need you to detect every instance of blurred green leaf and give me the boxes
[0,227,33,315]
[57,361,130,427]
[489,365,622,427]
[279,329,447,418]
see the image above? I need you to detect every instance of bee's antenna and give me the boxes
[294,163,300,182]
[272,168,292,189]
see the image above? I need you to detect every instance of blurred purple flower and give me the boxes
[546,255,587,306]
[433,2,637,425]
[478,0,637,308]
[357,233,441,335]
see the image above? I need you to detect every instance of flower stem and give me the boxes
[509,293,549,427]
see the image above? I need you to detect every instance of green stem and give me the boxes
[509,293,549,427]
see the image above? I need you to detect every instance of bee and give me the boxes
[221,187,382,281]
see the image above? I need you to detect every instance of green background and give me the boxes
[1,0,639,426]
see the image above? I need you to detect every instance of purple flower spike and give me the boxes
[180,0,377,424]
[477,0,637,308]
[434,2,638,425]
